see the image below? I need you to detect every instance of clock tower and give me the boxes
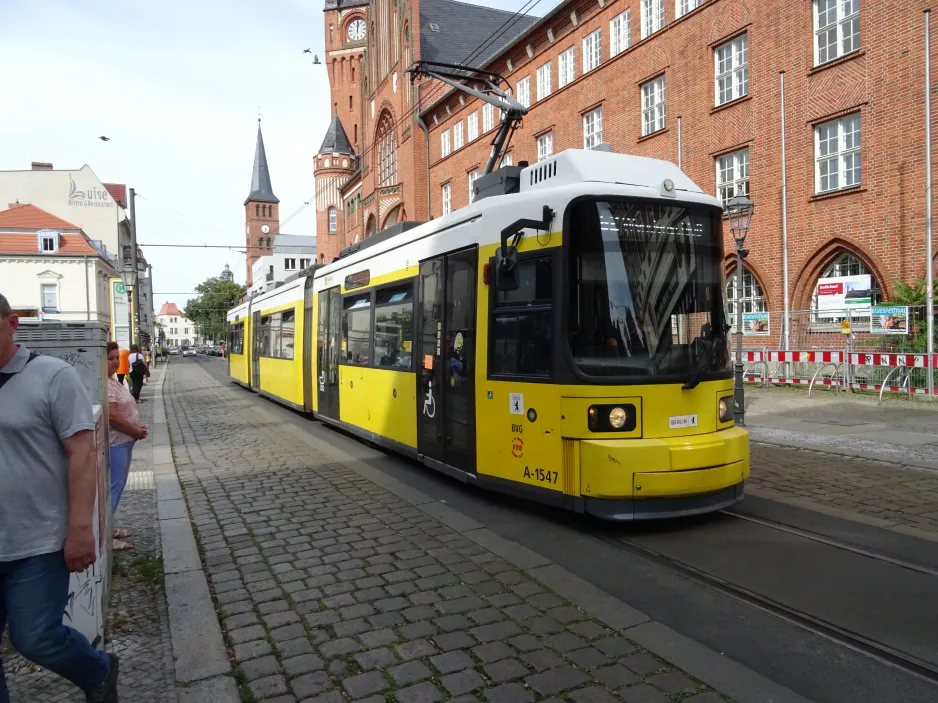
[244,119,279,286]
[323,0,367,154]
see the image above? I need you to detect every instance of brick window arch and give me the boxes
[811,252,881,322]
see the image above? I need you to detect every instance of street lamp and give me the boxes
[725,195,754,426]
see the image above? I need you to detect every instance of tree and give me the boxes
[184,277,245,344]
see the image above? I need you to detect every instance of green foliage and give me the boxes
[883,278,927,306]
[184,277,246,343]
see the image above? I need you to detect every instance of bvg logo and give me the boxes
[68,175,113,208]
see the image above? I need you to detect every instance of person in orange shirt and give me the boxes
[117,347,130,387]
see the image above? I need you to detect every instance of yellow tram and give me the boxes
[227,148,749,520]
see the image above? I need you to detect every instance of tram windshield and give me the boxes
[566,198,730,380]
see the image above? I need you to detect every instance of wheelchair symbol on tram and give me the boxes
[423,380,436,419]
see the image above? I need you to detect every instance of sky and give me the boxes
[1,0,560,313]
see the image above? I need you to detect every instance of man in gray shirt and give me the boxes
[0,293,119,703]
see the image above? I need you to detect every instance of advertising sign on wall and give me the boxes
[743,311,770,336]
[816,274,872,316]
[870,305,910,335]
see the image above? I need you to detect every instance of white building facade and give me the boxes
[156,302,201,348]
[248,234,316,297]
[0,204,119,324]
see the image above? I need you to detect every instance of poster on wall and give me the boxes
[815,274,872,317]
[870,305,909,335]
[742,312,769,336]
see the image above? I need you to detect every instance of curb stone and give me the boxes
[151,366,239,701]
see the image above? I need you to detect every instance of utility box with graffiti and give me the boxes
[14,321,112,647]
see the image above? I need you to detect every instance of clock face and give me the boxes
[261,224,270,234]
[348,19,366,41]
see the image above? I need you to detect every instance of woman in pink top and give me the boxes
[106,341,148,551]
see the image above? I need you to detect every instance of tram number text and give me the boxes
[524,467,558,485]
[511,424,523,433]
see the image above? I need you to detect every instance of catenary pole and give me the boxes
[780,72,791,352]
[926,11,935,396]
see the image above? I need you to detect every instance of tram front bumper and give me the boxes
[578,427,749,519]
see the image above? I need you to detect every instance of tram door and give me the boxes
[416,248,477,474]
[251,309,261,389]
[317,287,342,420]
[302,277,315,412]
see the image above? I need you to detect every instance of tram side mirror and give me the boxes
[495,246,520,291]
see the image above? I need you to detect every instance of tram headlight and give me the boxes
[608,407,628,429]
[587,404,636,432]
[719,396,734,424]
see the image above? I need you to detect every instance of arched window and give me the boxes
[375,110,398,187]
[328,207,337,233]
[812,252,879,319]
[384,205,401,229]
[725,268,766,317]
[365,215,376,238]
[319,253,325,264]
[255,204,260,216]
[403,24,412,103]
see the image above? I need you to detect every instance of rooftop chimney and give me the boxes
[31,162,53,171]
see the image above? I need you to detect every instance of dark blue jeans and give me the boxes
[0,550,110,701]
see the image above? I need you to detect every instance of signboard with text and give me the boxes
[110,278,131,347]
[816,274,872,317]
[742,311,769,336]
[870,305,909,335]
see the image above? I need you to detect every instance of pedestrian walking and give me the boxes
[116,346,130,387]
[106,341,148,552]
[127,344,149,402]
[0,293,119,703]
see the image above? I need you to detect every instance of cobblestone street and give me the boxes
[1,375,176,701]
[165,362,731,703]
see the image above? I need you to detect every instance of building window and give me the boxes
[725,269,766,318]
[558,47,575,88]
[825,252,866,278]
[583,29,601,73]
[516,77,531,109]
[38,231,57,253]
[715,34,748,106]
[641,0,664,39]
[583,107,603,150]
[537,132,553,162]
[41,283,58,312]
[502,152,513,167]
[454,121,464,150]
[536,63,552,101]
[441,129,451,157]
[716,148,750,206]
[815,114,862,193]
[467,111,479,141]
[676,0,701,19]
[483,103,495,132]
[814,0,860,66]
[375,110,398,187]
[469,170,482,203]
[812,253,879,320]
[328,206,337,233]
[442,183,452,215]
[641,75,666,136]
[611,10,631,57]
[300,258,311,268]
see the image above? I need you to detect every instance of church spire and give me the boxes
[244,119,279,206]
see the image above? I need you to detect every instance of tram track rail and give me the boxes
[580,510,938,688]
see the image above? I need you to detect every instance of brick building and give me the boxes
[318,0,936,326]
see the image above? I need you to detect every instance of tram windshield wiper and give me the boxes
[682,325,727,390]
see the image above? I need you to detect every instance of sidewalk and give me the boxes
[1,373,176,701]
[159,361,807,703]
[743,387,938,538]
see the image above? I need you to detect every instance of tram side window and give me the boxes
[259,315,271,357]
[268,312,283,358]
[374,284,414,370]
[280,310,295,360]
[228,323,244,355]
[490,256,553,378]
[343,294,372,365]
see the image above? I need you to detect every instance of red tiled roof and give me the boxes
[0,204,81,231]
[158,302,183,316]
[104,183,127,207]
[0,233,98,256]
